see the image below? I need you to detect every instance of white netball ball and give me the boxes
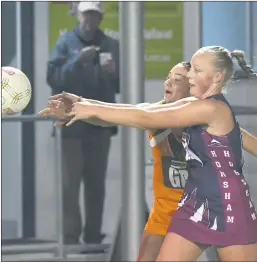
[1,66,32,115]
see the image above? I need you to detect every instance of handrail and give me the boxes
[1,115,62,122]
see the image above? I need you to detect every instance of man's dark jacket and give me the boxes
[47,25,119,138]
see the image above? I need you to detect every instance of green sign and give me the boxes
[49,2,183,79]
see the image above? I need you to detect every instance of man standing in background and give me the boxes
[46,1,119,245]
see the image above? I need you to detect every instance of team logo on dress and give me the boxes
[208,138,227,148]
[182,132,203,166]
[178,188,220,231]
[162,157,188,189]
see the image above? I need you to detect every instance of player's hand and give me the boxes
[38,100,68,126]
[49,91,82,112]
[65,101,95,126]
[49,91,82,103]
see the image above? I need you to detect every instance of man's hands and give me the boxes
[101,59,116,74]
[77,46,99,65]
[77,46,116,75]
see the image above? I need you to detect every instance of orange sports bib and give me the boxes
[144,101,188,235]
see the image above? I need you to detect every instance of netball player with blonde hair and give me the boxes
[41,52,257,260]
[57,47,257,261]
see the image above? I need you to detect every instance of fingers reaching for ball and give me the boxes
[49,92,82,104]
[65,101,95,126]
[39,99,96,127]
[38,99,70,126]
[38,108,51,116]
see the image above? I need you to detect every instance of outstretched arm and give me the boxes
[82,97,197,128]
[83,96,197,111]
[241,128,257,157]
[66,99,217,129]
[46,92,197,127]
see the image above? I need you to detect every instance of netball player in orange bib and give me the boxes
[40,61,194,259]
[136,62,192,261]
[40,61,257,261]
